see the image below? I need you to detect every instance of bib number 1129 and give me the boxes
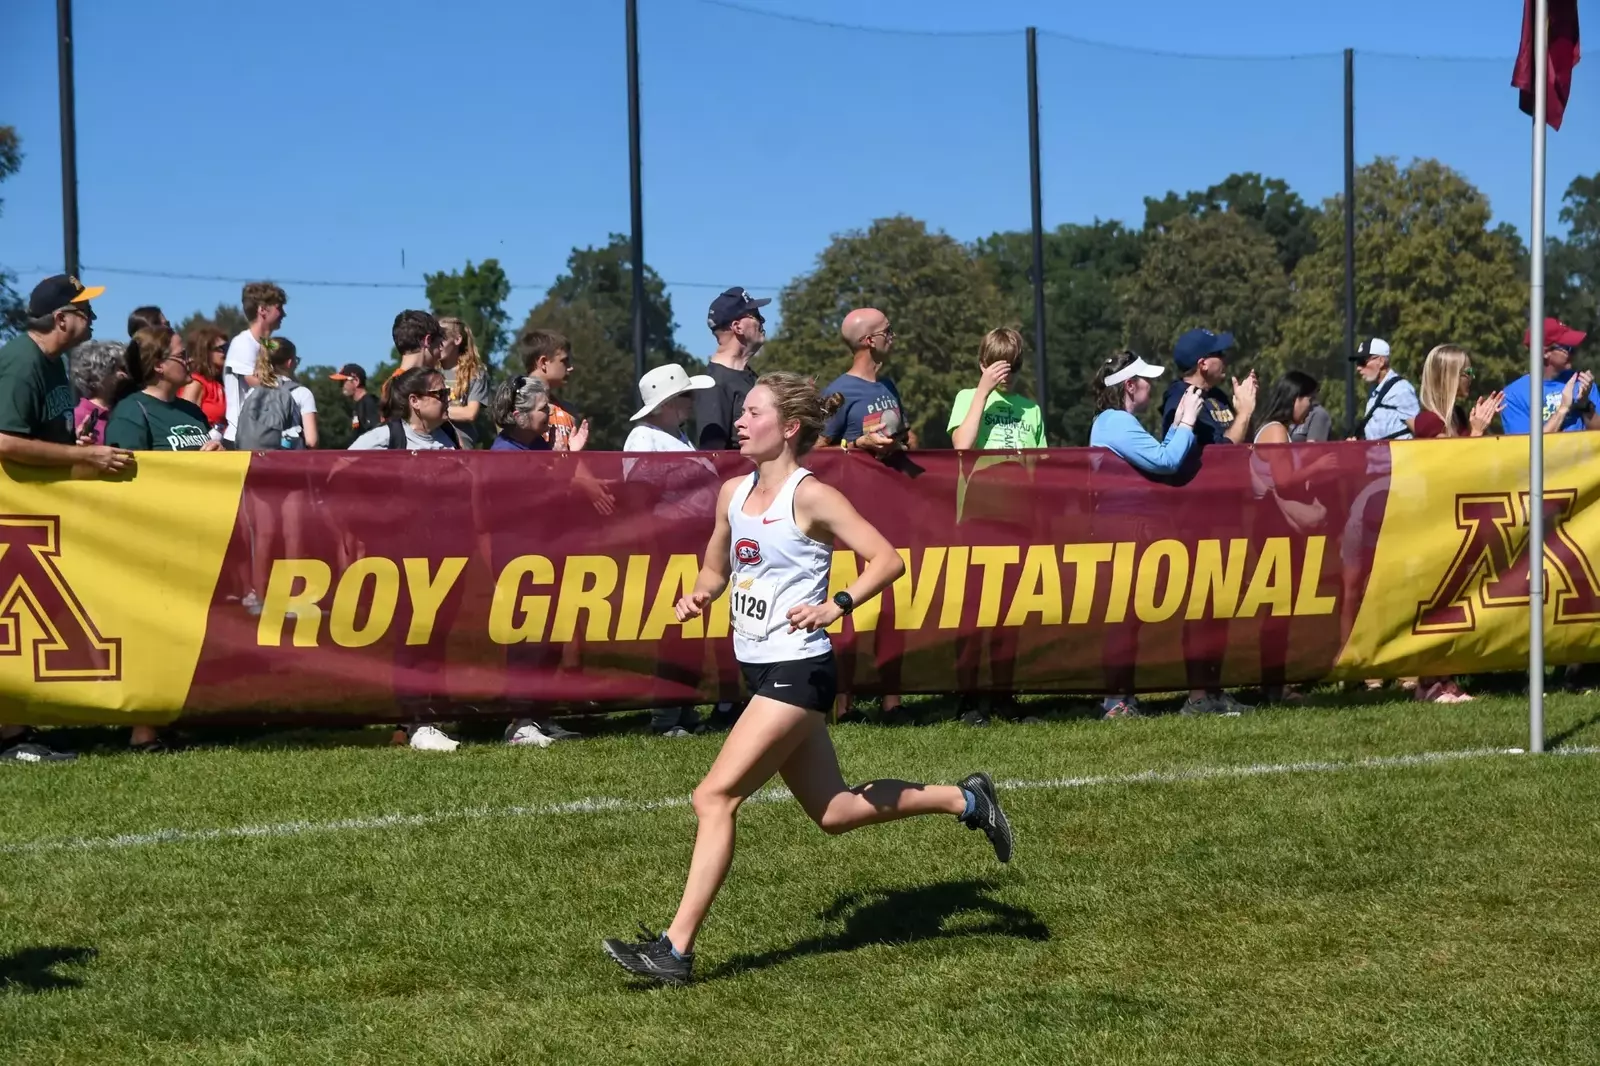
[730,576,777,640]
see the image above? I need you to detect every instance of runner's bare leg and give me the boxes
[778,717,965,834]
[663,696,816,952]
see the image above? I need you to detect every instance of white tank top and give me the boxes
[727,467,834,664]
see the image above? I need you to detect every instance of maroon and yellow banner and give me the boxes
[2,436,1597,725]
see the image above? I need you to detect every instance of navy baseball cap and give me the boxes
[28,274,104,318]
[1172,328,1234,371]
[707,287,771,331]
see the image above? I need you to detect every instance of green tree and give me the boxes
[1277,157,1528,424]
[1549,173,1600,340]
[761,216,1009,447]
[1121,210,1291,378]
[0,127,26,337]
[425,259,512,363]
[1144,172,1320,276]
[179,303,249,339]
[975,220,1144,444]
[509,236,690,449]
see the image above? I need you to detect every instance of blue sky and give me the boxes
[3,0,1596,371]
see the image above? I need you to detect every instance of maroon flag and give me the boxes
[1514,0,1582,130]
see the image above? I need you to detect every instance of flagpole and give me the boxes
[1527,0,1549,754]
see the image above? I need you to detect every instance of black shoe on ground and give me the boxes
[602,924,693,986]
[957,771,1012,863]
[1,741,78,764]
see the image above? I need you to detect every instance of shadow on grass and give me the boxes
[704,878,1048,981]
[1548,707,1600,750]
[0,946,97,994]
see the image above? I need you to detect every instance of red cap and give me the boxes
[1524,317,1587,348]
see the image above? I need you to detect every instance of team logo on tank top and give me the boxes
[734,538,762,565]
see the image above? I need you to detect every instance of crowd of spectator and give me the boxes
[0,272,1588,761]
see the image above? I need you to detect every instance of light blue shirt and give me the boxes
[1500,371,1599,434]
[1090,409,1196,475]
[1361,371,1419,441]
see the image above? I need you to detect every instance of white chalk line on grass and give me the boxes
[5,744,1597,857]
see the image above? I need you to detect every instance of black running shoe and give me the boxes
[0,741,78,764]
[602,924,693,986]
[958,771,1012,863]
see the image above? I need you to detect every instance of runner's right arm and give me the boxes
[675,478,737,621]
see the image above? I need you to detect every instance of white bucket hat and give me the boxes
[632,363,716,421]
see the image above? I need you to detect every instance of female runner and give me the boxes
[603,372,1012,985]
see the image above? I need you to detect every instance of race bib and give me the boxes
[729,575,777,640]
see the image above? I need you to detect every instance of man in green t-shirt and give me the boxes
[0,276,131,765]
[948,327,1047,450]
[0,275,132,474]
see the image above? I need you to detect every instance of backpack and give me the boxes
[235,380,302,451]
[383,418,461,450]
[1356,375,1413,441]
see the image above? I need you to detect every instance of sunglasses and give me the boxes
[61,304,97,323]
[210,343,228,354]
[1460,366,1476,379]
[421,387,450,402]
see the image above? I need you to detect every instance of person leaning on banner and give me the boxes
[0,276,133,764]
[1500,318,1598,435]
[0,276,132,476]
[106,327,223,454]
[1089,352,1203,719]
[1160,328,1257,448]
[331,363,382,435]
[1351,338,1419,441]
[1091,352,1202,474]
[820,308,912,456]
[103,326,221,753]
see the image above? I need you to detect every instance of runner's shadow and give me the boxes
[705,878,1047,981]
[1548,708,1600,749]
[0,946,97,994]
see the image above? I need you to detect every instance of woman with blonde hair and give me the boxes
[1414,344,1504,439]
[602,371,1012,985]
[439,316,490,446]
[241,337,319,449]
[1409,344,1503,705]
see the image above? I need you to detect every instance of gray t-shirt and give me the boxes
[444,367,491,446]
[1291,404,1333,443]
[347,422,458,451]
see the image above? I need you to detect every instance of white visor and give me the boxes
[1104,357,1166,387]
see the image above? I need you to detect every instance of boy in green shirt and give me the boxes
[948,327,1047,450]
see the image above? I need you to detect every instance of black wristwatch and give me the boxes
[832,591,855,616]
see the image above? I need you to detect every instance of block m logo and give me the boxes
[1414,490,1600,635]
[0,516,120,681]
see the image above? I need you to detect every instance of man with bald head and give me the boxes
[819,307,907,455]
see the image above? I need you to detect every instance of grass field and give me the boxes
[5,690,1600,1065]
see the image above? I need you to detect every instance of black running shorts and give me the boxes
[738,652,837,713]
